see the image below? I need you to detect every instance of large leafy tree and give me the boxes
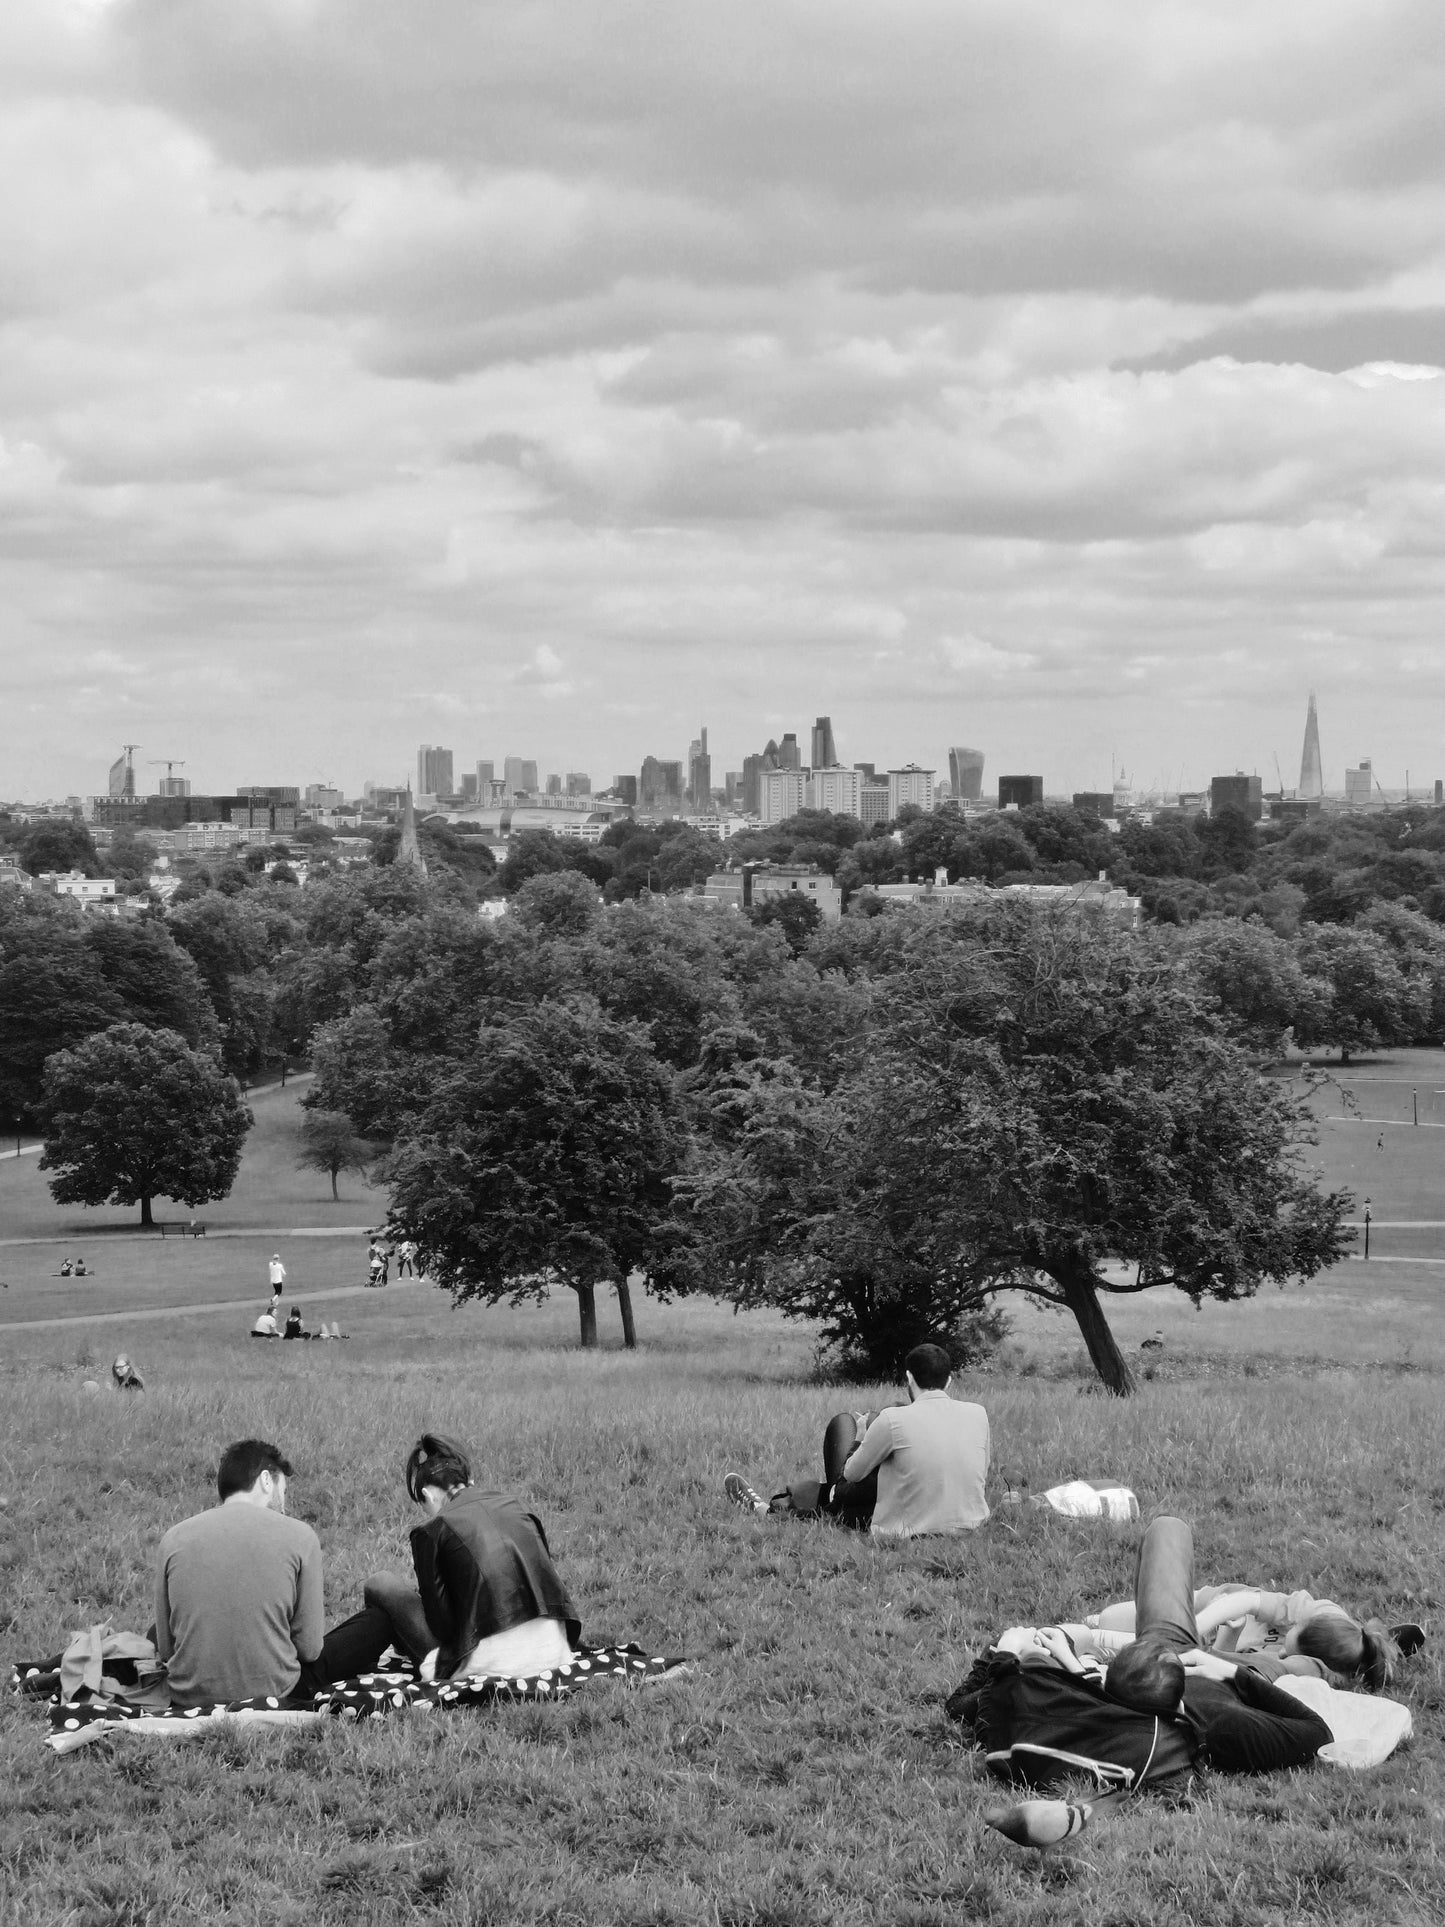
[679,906,1350,1394]
[381,1001,685,1347]
[40,1024,252,1227]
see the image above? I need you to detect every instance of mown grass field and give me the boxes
[2,1058,1444,1925]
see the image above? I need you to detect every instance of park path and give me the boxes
[0,1225,374,1249]
[0,1278,425,1333]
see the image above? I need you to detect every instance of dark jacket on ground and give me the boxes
[409,1488,580,1679]
[961,1652,1331,1793]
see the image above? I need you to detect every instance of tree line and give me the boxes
[15,802,1444,1387]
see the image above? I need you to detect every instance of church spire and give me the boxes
[397,786,428,874]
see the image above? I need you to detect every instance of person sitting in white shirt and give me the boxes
[725,1343,991,1538]
[251,1310,280,1339]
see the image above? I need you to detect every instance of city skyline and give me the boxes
[5,680,1438,808]
[5,6,1445,802]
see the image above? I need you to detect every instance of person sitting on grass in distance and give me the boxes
[111,1353,144,1391]
[362,1433,581,1680]
[250,1307,280,1338]
[282,1306,307,1341]
[725,1342,990,1538]
[154,1438,413,1708]
[74,1257,88,1277]
[59,1259,73,1277]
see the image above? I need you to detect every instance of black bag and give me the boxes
[971,1653,1197,1794]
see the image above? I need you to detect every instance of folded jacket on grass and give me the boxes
[9,1646,690,1755]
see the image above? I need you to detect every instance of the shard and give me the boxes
[1299,691,1324,798]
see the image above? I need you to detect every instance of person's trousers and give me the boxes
[1134,1515,1199,1655]
[290,1576,436,1698]
[778,1412,878,1528]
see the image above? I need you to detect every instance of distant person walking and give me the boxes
[268,1254,286,1313]
[396,1240,417,1279]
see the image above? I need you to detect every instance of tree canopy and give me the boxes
[40,1024,253,1226]
[381,1001,684,1347]
[676,907,1350,1391]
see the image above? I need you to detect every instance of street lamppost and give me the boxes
[1363,1197,1372,1261]
[1413,1086,1418,1126]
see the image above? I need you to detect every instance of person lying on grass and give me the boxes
[154,1438,416,1708]
[1084,1580,1407,1691]
[978,1514,1337,1850]
[363,1433,582,1680]
[725,1342,990,1538]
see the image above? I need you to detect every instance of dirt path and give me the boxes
[0,1278,426,1333]
[0,1226,374,1249]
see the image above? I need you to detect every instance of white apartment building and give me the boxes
[887,765,936,816]
[806,766,861,817]
[761,767,809,826]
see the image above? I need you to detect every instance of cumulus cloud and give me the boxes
[4,0,1445,796]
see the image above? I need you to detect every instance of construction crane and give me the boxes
[1272,751,1285,799]
[148,759,187,778]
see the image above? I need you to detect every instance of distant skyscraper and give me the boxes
[743,739,780,815]
[948,746,985,802]
[566,772,591,796]
[417,745,453,795]
[614,775,638,806]
[998,774,1044,809]
[1299,692,1324,798]
[546,773,562,795]
[640,756,683,810]
[520,760,539,793]
[476,760,495,794]
[687,726,712,812]
[810,716,838,769]
[108,752,135,799]
[777,733,802,770]
[1345,759,1374,808]
[503,756,532,797]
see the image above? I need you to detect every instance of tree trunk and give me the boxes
[330,1166,339,1201]
[140,1194,154,1228]
[1049,1257,1137,1396]
[617,1275,638,1349]
[576,1281,598,1348]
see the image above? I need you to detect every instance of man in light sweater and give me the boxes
[725,1343,990,1537]
[154,1438,402,1707]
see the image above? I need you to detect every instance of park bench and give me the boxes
[155,1221,206,1239]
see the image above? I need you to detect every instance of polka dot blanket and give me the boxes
[9,1646,691,1755]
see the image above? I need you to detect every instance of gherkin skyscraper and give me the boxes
[1299,692,1324,798]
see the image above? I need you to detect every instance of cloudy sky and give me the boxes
[5,0,1445,802]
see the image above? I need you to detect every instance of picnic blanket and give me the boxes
[11,1645,690,1755]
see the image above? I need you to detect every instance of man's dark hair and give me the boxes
[217,1438,293,1500]
[905,1343,953,1390]
[1104,1635,1185,1716]
[405,1432,473,1505]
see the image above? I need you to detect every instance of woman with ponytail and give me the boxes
[365,1432,581,1681]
